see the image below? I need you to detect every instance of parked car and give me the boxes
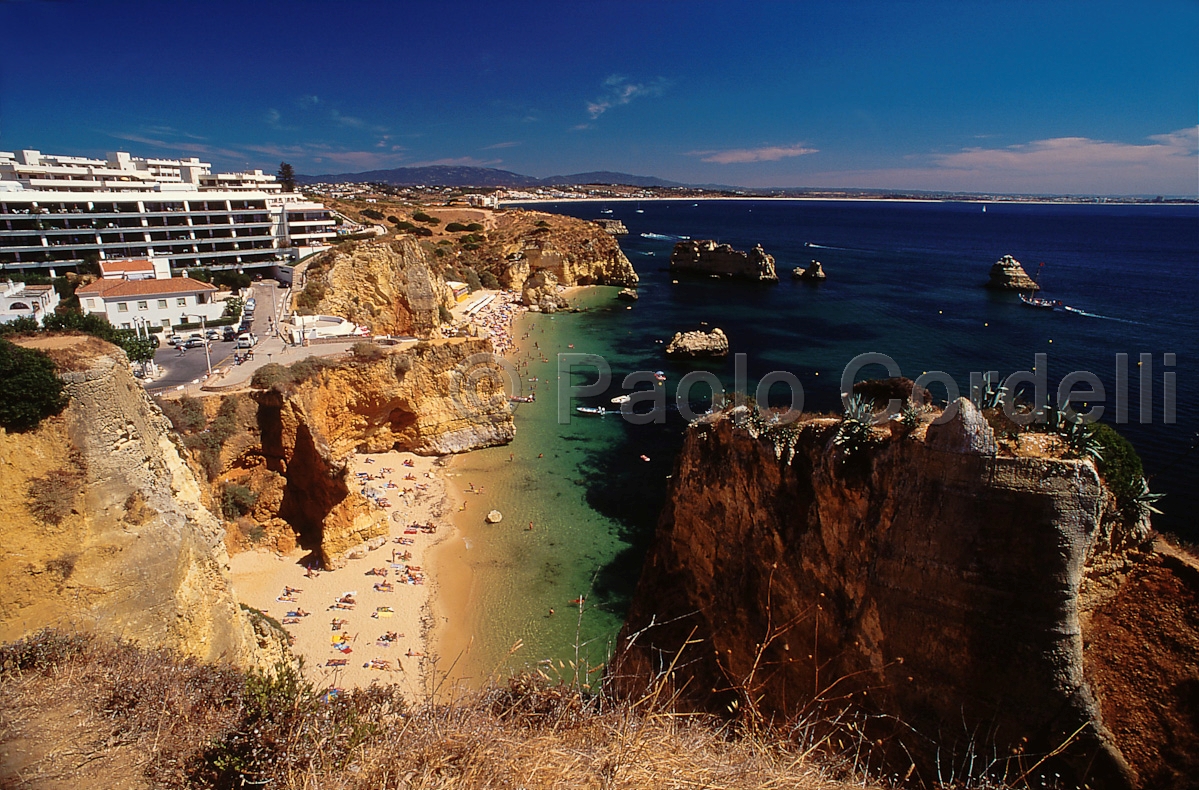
[205,328,221,341]
[235,333,258,349]
[244,297,257,312]
[184,334,209,349]
[222,326,237,342]
[166,334,184,347]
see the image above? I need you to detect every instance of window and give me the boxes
[176,297,186,306]
[87,298,97,309]
[157,299,168,309]
[137,300,148,310]
[161,319,171,328]
[117,302,129,312]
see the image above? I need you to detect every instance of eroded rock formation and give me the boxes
[792,260,827,281]
[670,240,778,282]
[0,337,277,667]
[521,270,568,312]
[614,400,1192,788]
[300,238,450,337]
[986,254,1040,291]
[212,338,515,567]
[664,327,729,358]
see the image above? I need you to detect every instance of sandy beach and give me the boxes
[230,450,457,697]
[229,289,538,697]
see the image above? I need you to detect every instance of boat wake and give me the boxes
[641,232,691,241]
[1062,306,1143,325]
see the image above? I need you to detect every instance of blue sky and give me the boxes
[1,0,1196,195]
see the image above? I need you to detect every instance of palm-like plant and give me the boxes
[834,394,876,458]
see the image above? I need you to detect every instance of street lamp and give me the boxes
[188,314,213,378]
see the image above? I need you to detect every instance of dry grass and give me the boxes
[0,630,862,790]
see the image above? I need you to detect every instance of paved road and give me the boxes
[146,280,285,394]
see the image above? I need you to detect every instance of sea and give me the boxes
[444,198,1199,679]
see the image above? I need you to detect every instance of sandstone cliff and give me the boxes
[206,338,515,567]
[986,254,1040,290]
[298,237,449,337]
[614,402,1194,788]
[458,210,638,291]
[0,337,276,667]
[670,240,778,282]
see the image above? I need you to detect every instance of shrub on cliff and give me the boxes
[220,483,258,520]
[411,211,440,225]
[480,270,500,289]
[360,208,384,221]
[0,339,68,432]
[445,222,469,232]
[351,341,385,362]
[250,363,295,390]
[0,316,40,336]
[1090,423,1146,511]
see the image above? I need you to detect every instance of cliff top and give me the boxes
[15,333,122,373]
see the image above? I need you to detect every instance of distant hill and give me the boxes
[297,165,685,189]
[540,171,683,188]
[296,166,542,188]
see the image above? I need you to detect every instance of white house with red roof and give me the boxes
[1,279,59,325]
[78,256,224,331]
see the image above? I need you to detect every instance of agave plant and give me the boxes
[834,394,876,458]
[899,401,922,431]
[971,372,1007,411]
[1127,476,1165,518]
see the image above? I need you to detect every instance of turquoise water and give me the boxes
[447,198,1199,678]
[444,287,650,679]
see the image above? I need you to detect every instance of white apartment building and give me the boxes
[0,149,336,274]
[0,279,59,325]
[77,256,226,331]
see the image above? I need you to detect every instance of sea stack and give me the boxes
[616,288,639,302]
[792,260,827,281]
[670,240,778,282]
[665,327,729,358]
[986,254,1040,290]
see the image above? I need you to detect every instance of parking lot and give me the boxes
[145,281,278,394]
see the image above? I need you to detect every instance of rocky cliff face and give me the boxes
[0,337,276,667]
[670,240,778,281]
[459,210,638,291]
[302,238,449,337]
[986,254,1040,290]
[215,338,515,567]
[615,402,1192,788]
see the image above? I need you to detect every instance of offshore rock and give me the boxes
[664,327,729,358]
[670,240,778,282]
[612,403,1195,788]
[987,253,1040,291]
[593,218,629,236]
[792,260,827,281]
[616,288,639,302]
[0,337,271,667]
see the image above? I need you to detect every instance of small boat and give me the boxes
[1019,293,1062,310]
[639,454,651,462]
[509,395,535,403]
[576,406,608,417]
[600,208,613,214]
[653,371,667,382]
[610,394,631,405]
[569,596,586,605]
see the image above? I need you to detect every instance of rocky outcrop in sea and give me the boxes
[670,240,778,282]
[792,260,827,281]
[521,270,568,312]
[664,327,729,358]
[986,254,1040,290]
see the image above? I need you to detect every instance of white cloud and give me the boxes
[688,144,819,164]
[482,141,520,150]
[587,75,670,119]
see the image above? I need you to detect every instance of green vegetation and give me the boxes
[295,279,327,314]
[39,311,156,364]
[360,208,384,221]
[213,270,252,291]
[350,341,385,362]
[466,222,484,232]
[445,222,470,232]
[220,483,258,520]
[156,394,251,481]
[277,162,296,193]
[411,211,440,225]
[438,305,453,324]
[249,357,338,392]
[834,394,877,459]
[0,339,69,431]
[0,316,40,336]
[221,297,244,320]
[480,270,500,289]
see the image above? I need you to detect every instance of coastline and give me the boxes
[499,195,1190,207]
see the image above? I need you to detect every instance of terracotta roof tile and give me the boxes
[76,277,217,299]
